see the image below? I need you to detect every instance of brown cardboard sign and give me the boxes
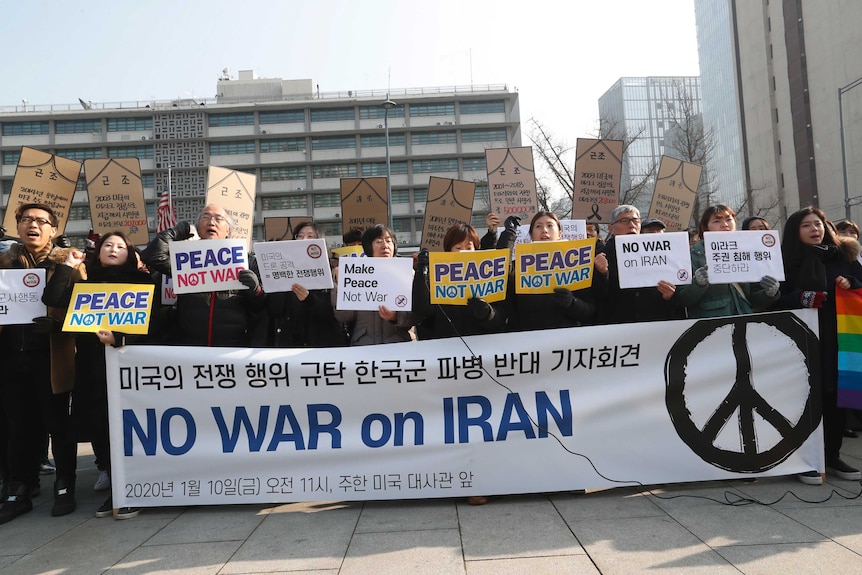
[84,158,149,245]
[340,177,388,231]
[420,177,476,251]
[485,147,538,220]
[648,156,703,231]
[205,166,257,245]
[263,216,315,241]
[571,139,623,223]
[2,147,81,236]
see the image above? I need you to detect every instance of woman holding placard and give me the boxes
[332,224,417,345]
[497,211,595,331]
[42,231,158,519]
[265,222,346,348]
[676,204,780,318]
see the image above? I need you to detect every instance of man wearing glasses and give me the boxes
[142,204,265,347]
[0,204,82,524]
[593,205,683,324]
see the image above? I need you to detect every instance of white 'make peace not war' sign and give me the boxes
[616,232,692,289]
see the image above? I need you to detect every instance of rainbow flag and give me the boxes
[837,288,862,409]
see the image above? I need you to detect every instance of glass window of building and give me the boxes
[107,117,153,132]
[208,113,255,127]
[313,193,340,207]
[460,101,505,114]
[413,158,458,173]
[359,105,405,119]
[259,110,305,124]
[392,217,411,233]
[2,151,21,165]
[462,157,486,171]
[390,190,410,203]
[319,221,342,237]
[262,195,308,210]
[360,134,405,147]
[260,138,305,153]
[409,103,455,117]
[2,121,49,136]
[461,128,507,142]
[58,148,103,161]
[312,135,357,150]
[108,145,153,159]
[142,174,155,188]
[55,120,101,134]
[413,188,428,204]
[312,164,357,179]
[361,161,408,176]
[261,166,307,181]
[411,131,457,145]
[209,141,256,155]
[69,205,91,220]
[2,180,14,193]
[310,108,355,122]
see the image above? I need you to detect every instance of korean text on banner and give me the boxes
[515,239,595,294]
[429,249,509,305]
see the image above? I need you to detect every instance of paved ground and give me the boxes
[3,440,862,574]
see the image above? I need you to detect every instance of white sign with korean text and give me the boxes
[169,239,249,295]
[0,269,46,325]
[107,310,823,507]
[616,231,692,289]
[336,257,413,311]
[703,230,785,284]
[561,219,587,241]
[253,239,334,293]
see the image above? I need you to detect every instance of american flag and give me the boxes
[156,186,176,233]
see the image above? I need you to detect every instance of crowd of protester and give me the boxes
[0,200,859,523]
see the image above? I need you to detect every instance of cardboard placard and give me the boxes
[571,139,623,223]
[0,269,46,325]
[205,166,257,246]
[84,158,149,245]
[62,283,155,335]
[3,147,81,235]
[485,147,539,221]
[648,156,702,231]
[340,177,388,232]
[263,216,314,242]
[420,177,476,251]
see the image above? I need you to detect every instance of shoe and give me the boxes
[39,460,56,475]
[96,495,113,518]
[0,484,33,525]
[798,471,823,485]
[827,458,862,481]
[844,429,859,438]
[51,478,77,517]
[93,470,110,492]
[467,496,488,506]
[115,507,140,520]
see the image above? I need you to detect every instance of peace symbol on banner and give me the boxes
[665,313,821,473]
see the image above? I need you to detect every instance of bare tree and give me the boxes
[596,118,657,210]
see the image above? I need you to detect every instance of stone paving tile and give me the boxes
[465,555,600,574]
[728,475,862,509]
[780,504,862,555]
[340,528,464,575]
[550,487,665,522]
[144,505,269,546]
[106,540,242,574]
[715,541,862,574]
[355,499,459,533]
[458,495,585,561]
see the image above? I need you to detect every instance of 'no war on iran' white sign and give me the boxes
[616,232,693,289]
[336,257,413,311]
[169,239,249,295]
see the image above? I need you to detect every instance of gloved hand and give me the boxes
[553,287,574,309]
[466,297,494,321]
[31,316,59,335]
[163,221,192,242]
[416,248,430,271]
[238,269,262,296]
[54,234,71,249]
[694,265,709,287]
[503,215,521,235]
[760,275,780,297]
[800,290,827,309]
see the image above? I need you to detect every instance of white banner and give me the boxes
[616,231,693,289]
[253,239,334,293]
[169,239,249,295]
[107,310,824,508]
[703,230,785,284]
[0,269,46,325]
[336,257,412,311]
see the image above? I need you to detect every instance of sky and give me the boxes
[0,0,699,147]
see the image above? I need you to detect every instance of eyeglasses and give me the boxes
[612,217,641,226]
[200,214,227,224]
[19,216,53,226]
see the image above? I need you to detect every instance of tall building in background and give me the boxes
[730,1,862,225]
[0,70,521,247]
[598,76,702,212]
[694,0,746,211]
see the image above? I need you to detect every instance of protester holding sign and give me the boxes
[676,205,780,318]
[0,204,81,524]
[776,206,862,484]
[142,204,264,347]
[497,212,595,331]
[594,205,682,324]
[265,222,346,348]
[333,224,417,345]
[42,231,157,519]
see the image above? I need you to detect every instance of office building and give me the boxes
[0,70,521,247]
